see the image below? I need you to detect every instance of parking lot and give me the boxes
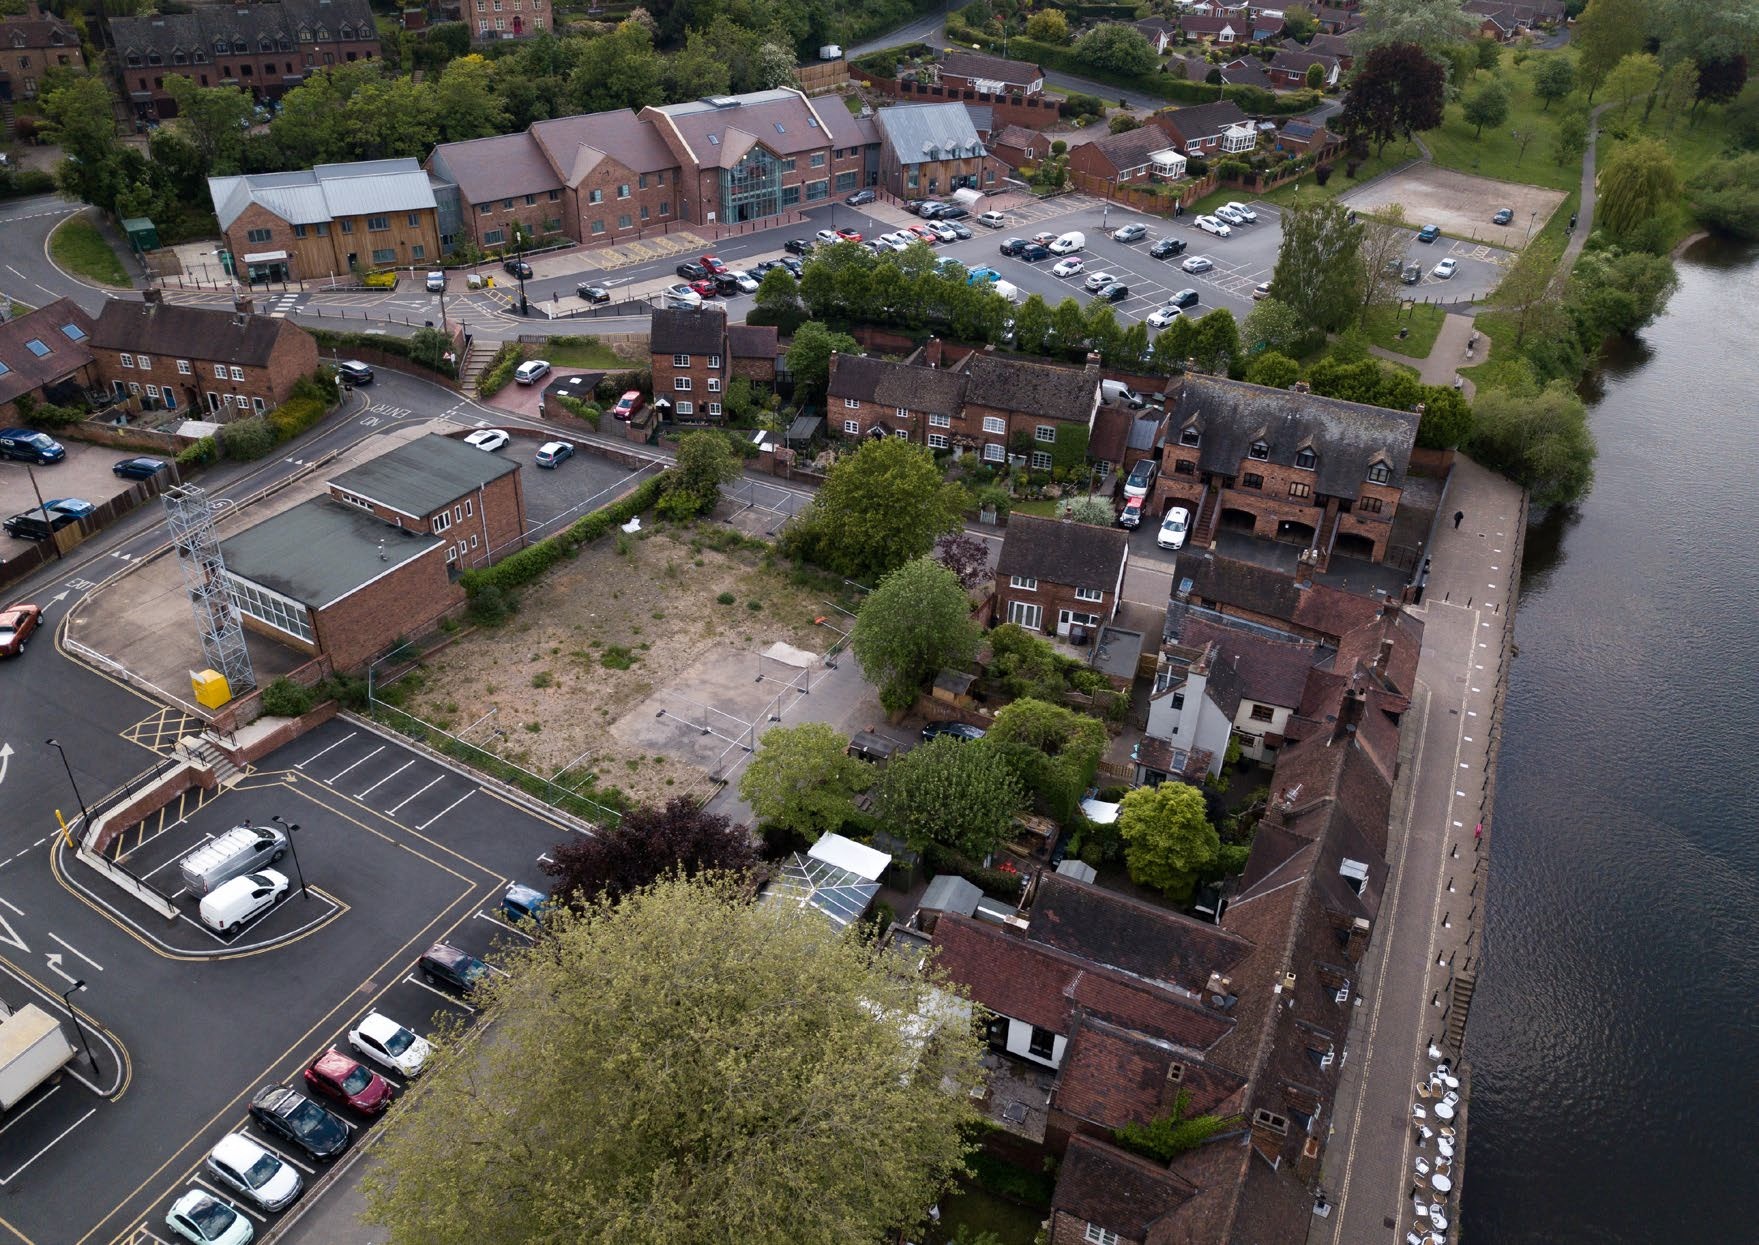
[510,433,655,538]
[1339,163,1568,251]
[1,437,166,535]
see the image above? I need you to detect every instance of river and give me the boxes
[1463,238,1759,1241]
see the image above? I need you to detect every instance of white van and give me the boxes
[198,869,289,933]
[991,280,1022,304]
[1049,231,1086,255]
[179,823,289,897]
[1102,380,1147,408]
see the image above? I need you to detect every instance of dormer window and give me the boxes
[1179,424,1201,447]
[126,52,141,66]
[11,33,25,48]
[1294,447,1317,470]
[213,39,228,54]
[1248,440,1269,460]
[172,51,185,64]
[193,50,207,62]
[232,39,247,54]
[299,26,312,40]
[146,51,162,65]
[278,36,291,50]
[1367,460,1391,484]
[259,37,274,51]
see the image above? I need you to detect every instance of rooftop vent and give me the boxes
[706,96,740,108]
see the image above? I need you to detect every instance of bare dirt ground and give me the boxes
[403,522,837,808]
[1340,164,1567,249]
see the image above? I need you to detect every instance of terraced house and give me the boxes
[0,3,84,102]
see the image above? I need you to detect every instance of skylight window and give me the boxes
[774,122,786,134]
[60,323,87,342]
[25,340,49,358]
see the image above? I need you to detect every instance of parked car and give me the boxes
[1050,257,1084,278]
[1149,237,1187,259]
[534,441,574,468]
[425,270,446,292]
[1492,207,1514,225]
[967,266,1001,285]
[612,391,643,421]
[947,221,973,239]
[334,360,373,385]
[0,429,63,463]
[779,256,803,276]
[712,271,745,295]
[836,227,862,242]
[577,283,611,304]
[1252,281,1273,300]
[515,359,553,386]
[46,498,94,520]
[1113,223,1148,243]
[178,823,287,897]
[784,238,813,255]
[1083,271,1117,291]
[165,1189,254,1245]
[348,1011,432,1078]
[937,205,971,221]
[419,942,489,994]
[1020,243,1051,262]
[728,270,759,294]
[1102,380,1146,408]
[1195,215,1231,237]
[1214,205,1246,227]
[112,456,168,480]
[1123,458,1159,499]
[977,210,1007,229]
[304,1048,393,1115]
[1146,306,1183,329]
[1117,495,1145,529]
[464,428,512,451]
[205,1133,302,1214]
[922,721,986,742]
[0,601,42,657]
[501,881,551,925]
[913,200,946,217]
[998,237,1026,256]
[1417,224,1441,243]
[1223,200,1258,223]
[688,277,717,298]
[1096,282,1129,302]
[1402,262,1422,285]
[248,1085,349,1161]
[1180,256,1214,274]
[663,284,702,308]
[1157,506,1192,551]
[699,254,728,274]
[907,224,939,244]
[845,188,876,206]
[502,257,533,279]
[5,504,81,541]
[927,221,959,243]
[675,260,710,281]
[198,869,288,933]
[1432,258,1458,279]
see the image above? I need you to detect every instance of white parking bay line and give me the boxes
[416,790,474,830]
[358,759,414,798]
[328,745,384,783]
[0,1084,57,1138]
[248,1134,316,1175]
[0,1107,95,1185]
[193,1177,266,1221]
[295,731,356,769]
[47,932,104,972]
[404,974,476,1011]
[387,775,443,815]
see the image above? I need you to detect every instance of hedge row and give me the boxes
[476,341,527,398]
[459,472,665,599]
[309,328,460,380]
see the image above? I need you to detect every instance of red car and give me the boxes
[700,254,728,275]
[303,1048,392,1115]
[612,390,644,421]
[688,277,717,298]
[836,228,862,242]
[0,602,41,658]
[907,225,939,244]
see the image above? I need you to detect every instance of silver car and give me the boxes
[205,1132,302,1213]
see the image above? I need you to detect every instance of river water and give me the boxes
[1463,239,1759,1241]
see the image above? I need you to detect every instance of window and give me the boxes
[446,544,459,566]
[843,398,859,409]
[293,224,308,238]
[1249,440,1269,460]
[1241,472,1263,490]
[844,419,861,435]
[213,364,226,380]
[246,227,272,244]
[672,353,691,367]
[145,384,159,399]
[1367,460,1391,484]
[588,189,603,204]
[835,171,857,191]
[1009,575,1038,591]
[1006,600,1042,629]
[708,354,721,368]
[412,245,426,259]
[177,360,191,375]
[522,194,536,207]
[432,510,453,534]
[618,214,632,229]
[806,180,829,201]
[982,416,1005,435]
[809,152,826,168]
[453,504,463,522]
[617,183,630,198]
[339,219,353,233]
[1250,703,1275,722]
[1253,1108,1290,1135]
[1030,450,1052,470]
[1075,587,1103,603]
[1288,480,1312,500]
[230,366,245,381]
[120,353,134,368]
[1034,424,1056,443]
[1083,1226,1120,1245]
[707,378,720,393]
[224,573,312,643]
[707,402,722,417]
[1359,496,1383,514]
[484,228,506,245]
[372,248,395,264]
[590,220,605,235]
[367,215,388,231]
[1026,1026,1055,1059]
[893,428,909,440]
[135,354,150,369]
[780,157,796,172]
[500,198,512,209]
[929,412,951,428]
[465,499,473,517]
[928,433,949,449]
[674,377,693,391]
[252,396,265,413]
[548,189,561,202]
[1174,458,1195,475]
[983,443,1005,462]
[782,186,800,207]
[408,212,421,226]
[1294,447,1317,470]
[1180,424,1201,446]
[478,202,494,216]
[640,206,649,221]
[675,400,694,415]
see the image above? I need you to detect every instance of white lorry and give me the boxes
[0,1004,77,1111]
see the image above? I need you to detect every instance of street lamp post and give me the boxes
[269,815,309,899]
[44,739,92,836]
[60,980,96,1069]
[514,231,530,317]
[1526,210,1538,244]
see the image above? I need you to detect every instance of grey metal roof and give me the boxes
[328,434,521,519]
[208,159,437,231]
[221,497,443,609]
[873,103,987,165]
[919,874,983,918]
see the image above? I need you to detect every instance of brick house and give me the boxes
[988,124,1048,170]
[208,159,441,283]
[0,3,84,102]
[1266,46,1340,89]
[871,102,1006,198]
[110,0,378,122]
[826,351,967,444]
[1170,551,1386,645]
[649,305,776,423]
[1131,18,1179,54]
[936,49,1043,95]
[954,349,1101,468]
[1150,100,1257,156]
[1067,125,1189,186]
[1148,374,1421,566]
[462,0,551,41]
[325,432,526,572]
[0,298,98,422]
[1314,4,1365,35]
[1164,611,1319,762]
[1216,55,1274,91]
[1177,13,1243,44]
[1295,31,1355,66]
[1273,118,1343,156]
[90,293,319,421]
[995,513,1128,639]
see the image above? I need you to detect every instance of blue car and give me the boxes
[46,498,95,519]
[1417,224,1441,243]
[112,456,168,480]
[967,266,1001,286]
[0,428,65,464]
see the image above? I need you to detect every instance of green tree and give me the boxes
[1487,241,1567,347]
[1025,8,1068,42]
[362,876,982,1245]
[1474,36,1502,71]
[568,21,665,114]
[1012,293,1053,354]
[1462,77,1511,137]
[1533,55,1577,109]
[1687,152,1759,239]
[431,54,511,143]
[1414,384,1475,449]
[785,321,859,398]
[1596,137,1680,239]
[1573,0,1646,100]
[1349,0,1477,64]
[1241,296,1307,353]
[1074,23,1159,76]
[1306,61,1327,90]
[1552,104,1590,166]
[1566,243,1681,333]
[1116,782,1219,901]
[876,736,1025,857]
[739,723,871,838]
[1151,314,1200,372]
[1049,297,1090,361]
[1270,198,1364,333]
[752,265,806,332]
[1188,307,1241,373]
[1283,4,1317,41]
[1601,51,1661,117]
[1245,350,1301,388]
[1467,379,1596,506]
[163,77,254,175]
[792,441,968,585]
[41,75,128,208]
[1112,1089,1240,1161]
[661,30,734,102]
[1355,202,1411,325]
[1652,57,1698,126]
[1061,495,1116,526]
[658,431,740,519]
[1652,0,1759,67]
[986,698,1108,822]
[1340,42,1447,155]
[850,557,980,710]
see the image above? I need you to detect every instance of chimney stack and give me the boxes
[142,288,163,306]
[233,293,255,317]
[1332,686,1367,743]
[1375,637,1394,678]
[924,337,943,369]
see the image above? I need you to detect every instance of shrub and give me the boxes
[23,401,86,430]
[476,341,527,398]
[555,393,601,430]
[309,328,459,380]
[217,416,275,461]
[260,677,316,717]
[460,474,666,600]
[717,591,737,604]
[360,269,398,289]
[177,436,217,469]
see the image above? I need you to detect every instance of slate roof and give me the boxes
[1175,614,1318,709]
[817,97,877,151]
[938,49,1043,86]
[0,298,96,408]
[991,123,1046,152]
[1076,123,1180,174]
[92,300,307,368]
[112,0,373,60]
[649,304,728,356]
[826,353,966,415]
[1088,405,1131,464]
[652,90,836,164]
[208,159,436,232]
[427,131,561,205]
[0,11,77,49]
[1173,551,1385,643]
[996,514,1127,591]
[1027,871,1251,994]
[1269,46,1338,75]
[1179,13,1241,35]
[1167,373,1419,500]
[327,433,520,520]
[1219,56,1273,90]
[1153,100,1252,144]
[727,323,777,361]
[955,352,1099,422]
[1052,1135,1199,1238]
[1298,32,1354,58]
[221,496,444,609]
[873,102,987,164]
[531,109,678,178]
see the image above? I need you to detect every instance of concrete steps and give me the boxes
[460,340,500,393]
[184,734,243,788]
[1445,970,1476,1051]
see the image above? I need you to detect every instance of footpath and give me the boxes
[1312,457,1525,1243]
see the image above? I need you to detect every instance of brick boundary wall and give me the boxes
[88,762,218,857]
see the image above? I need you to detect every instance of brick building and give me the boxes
[648,305,776,423]
[826,351,966,445]
[1265,46,1340,89]
[0,298,98,421]
[208,159,442,282]
[987,123,1048,170]
[956,349,1102,468]
[994,513,1128,639]
[1067,124,1189,187]
[936,49,1043,95]
[1170,551,1386,646]
[871,102,1006,198]
[0,4,84,102]
[1150,100,1257,156]
[1149,374,1420,566]
[462,0,550,41]
[110,0,378,122]
[326,433,526,571]
[90,294,319,420]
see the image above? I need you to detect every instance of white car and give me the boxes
[512,359,551,386]
[206,1133,302,1213]
[1223,200,1258,223]
[424,270,445,292]
[1214,205,1246,227]
[1051,257,1085,278]
[882,231,913,250]
[729,270,759,294]
[464,428,511,452]
[1083,271,1117,292]
[1181,256,1215,274]
[1146,306,1183,329]
[1432,258,1458,279]
[197,869,288,934]
[814,228,840,244]
[348,1010,433,1078]
[166,1189,255,1245]
[1195,215,1232,237]
[662,283,701,308]
[1157,506,1192,551]
[927,221,959,242]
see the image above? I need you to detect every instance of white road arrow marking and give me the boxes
[0,743,10,786]
[43,952,76,985]
[0,910,27,954]
[48,591,68,605]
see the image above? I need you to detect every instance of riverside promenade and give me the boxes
[1312,456,1525,1243]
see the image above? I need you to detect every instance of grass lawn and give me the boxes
[541,335,624,369]
[927,1180,1045,1245]
[1424,52,1582,192]
[1254,144,1422,208]
[8,301,34,318]
[50,214,130,286]
[1457,308,1532,391]
[1597,104,1734,247]
[1362,301,1446,358]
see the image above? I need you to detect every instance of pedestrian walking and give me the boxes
[1453,510,1464,530]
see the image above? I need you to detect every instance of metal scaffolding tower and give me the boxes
[163,483,256,693]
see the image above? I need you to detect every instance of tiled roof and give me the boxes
[1299,32,1354,57]
[208,159,436,232]
[112,0,373,59]
[817,98,875,151]
[873,102,987,164]
[649,304,728,356]
[1028,871,1251,994]
[1154,100,1252,144]
[1089,405,1130,463]
[727,323,777,361]
[92,300,307,369]
[939,49,1043,85]
[427,131,560,205]
[1219,57,1273,89]
[1178,13,1240,33]
[1052,1135,1198,1238]
[531,109,678,177]
[826,353,966,415]
[955,352,1099,422]
[996,513,1127,591]
[1077,123,1180,174]
[1329,602,1422,697]
[652,90,835,163]
[0,11,77,49]
[1174,615,1318,709]
[0,298,96,408]
[1172,552,1384,643]
[1269,47,1338,74]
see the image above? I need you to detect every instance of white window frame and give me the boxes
[119,353,134,368]
[177,359,192,375]
[1034,424,1056,443]
[1030,450,1053,470]
[983,443,1005,462]
[229,366,245,381]
[1075,587,1104,603]
[672,353,690,366]
[982,415,1006,435]
[1009,575,1038,590]
[675,400,694,415]
[707,378,720,392]
[213,364,226,379]
[929,412,951,428]
[707,402,722,416]
[432,510,453,534]
[843,419,860,435]
[674,377,692,391]
[927,433,949,449]
[1006,599,1042,629]
[843,397,859,409]
[1084,1225,1120,1245]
